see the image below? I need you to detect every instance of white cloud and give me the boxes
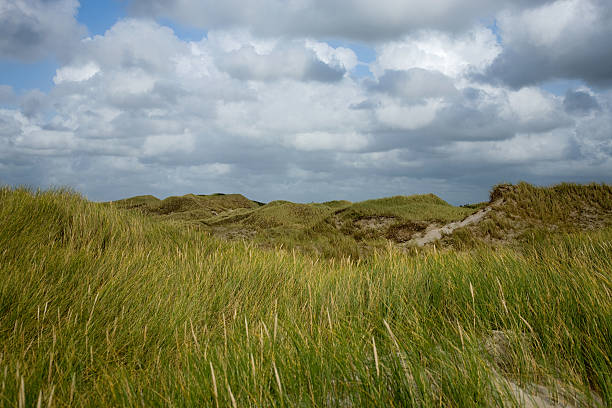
[376,98,445,130]
[54,62,100,84]
[447,131,573,164]
[107,69,156,95]
[204,32,355,82]
[289,131,369,151]
[1,14,611,203]
[14,128,75,153]
[206,30,276,54]
[504,87,560,125]
[372,27,501,79]
[305,40,358,72]
[143,132,196,157]
[498,0,599,49]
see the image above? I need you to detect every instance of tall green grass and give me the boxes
[0,187,610,406]
[494,182,612,226]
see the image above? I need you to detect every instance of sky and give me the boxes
[0,0,611,205]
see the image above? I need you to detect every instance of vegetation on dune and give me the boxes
[111,194,160,210]
[344,194,469,222]
[240,193,475,257]
[331,194,475,246]
[112,183,612,258]
[494,182,612,227]
[240,201,332,229]
[446,182,612,250]
[113,191,477,258]
[321,200,352,209]
[112,192,262,221]
[1,186,611,406]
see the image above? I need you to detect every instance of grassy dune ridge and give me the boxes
[446,183,612,250]
[0,185,611,406]
[494,182,612,226]
[112,191,476,258]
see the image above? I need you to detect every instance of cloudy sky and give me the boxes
[1,0,611,204]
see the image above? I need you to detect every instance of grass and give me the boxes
[109,191,475,259]
[446,182,612,250]
[0,185,610,406]
[343,194,473,223]
[111,193,262,221]
[494,182,612,227]
[186,193,475,258]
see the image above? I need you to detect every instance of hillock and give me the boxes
[445,182,612,249]
[201,193,475,257]
[111,183,612,257]
[112,192,262,221]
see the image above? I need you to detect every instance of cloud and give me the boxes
[216,42,347,82]
[368,69,458,100]
[483,0,612,88]
[54,62,100,84]
[503,87,571,132]
[289,131,369,152]
[206,32,357,82]
[69,19,189,74]
[142,132,196,158]
[127,0,551,41]
[564,89,601,114]
[0,0,86,62]
[371,27,501,78]
[375,98,446,131]
[19,89,47,118]
[0,109,22,139]
[1,17,611,204]
[0,85,16,105]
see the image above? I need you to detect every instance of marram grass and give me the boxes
[0,187,610,406]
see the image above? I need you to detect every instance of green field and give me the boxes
[1,184,611,406]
